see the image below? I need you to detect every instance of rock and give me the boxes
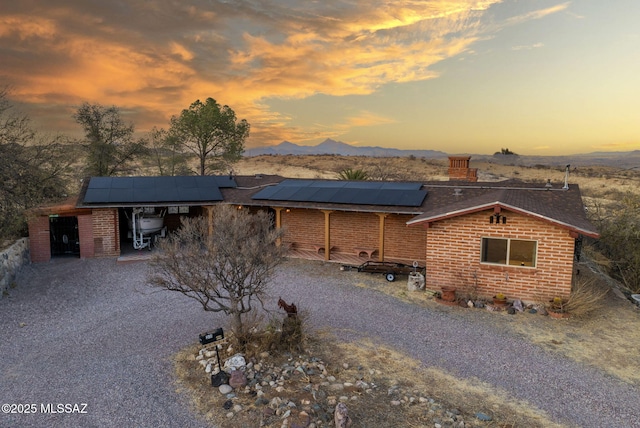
[507,307,516,315]
[474,300,485,308]
[229,370,247,389]
[467,300,474,308]
[475,412,492,421]
[223,399,233,410]
[390,400,401,406]
[233,404,242,412]
[334,402,352,428]
[219,384,233,395]
[224,354,246,370]
[513,299,524,312]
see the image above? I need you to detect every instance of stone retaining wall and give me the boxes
[1,238,30,299]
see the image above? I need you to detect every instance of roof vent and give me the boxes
[453,188,462,196]
[563,164,570,190]
[545,179,552,189]
[255,174,263,179]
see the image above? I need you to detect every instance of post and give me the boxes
[321,210,333,261]
[376,213,388,262]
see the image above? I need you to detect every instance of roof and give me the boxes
[407,181,599,238]
[78,176,237,207]
[74,174,598,238]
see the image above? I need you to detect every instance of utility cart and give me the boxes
[341,260,424,282]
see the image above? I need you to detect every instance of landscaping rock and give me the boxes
[334,402,352,428]
[229,370,247,389]
[218,384,233,395]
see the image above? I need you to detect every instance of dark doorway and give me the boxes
[50,216,80,257]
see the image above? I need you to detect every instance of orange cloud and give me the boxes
[0,1,570,147]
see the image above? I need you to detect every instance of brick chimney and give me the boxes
[448,156,478,182]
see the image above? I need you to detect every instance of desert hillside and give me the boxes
[232,155,640,205]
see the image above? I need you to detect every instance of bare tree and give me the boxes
[0,87,72,239]
[149,205,285,339]
[73,102,147,176]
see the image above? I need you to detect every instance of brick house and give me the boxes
[27,157,598,302]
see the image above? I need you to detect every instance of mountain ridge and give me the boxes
[244,139,640,168]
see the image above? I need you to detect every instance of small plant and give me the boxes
[495,292,506,300]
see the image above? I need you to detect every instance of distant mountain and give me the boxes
[244,139,448,158]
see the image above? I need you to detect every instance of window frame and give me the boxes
[480,237,538,268]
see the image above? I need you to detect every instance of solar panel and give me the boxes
[82,175,233,205]
[252,179,426,207]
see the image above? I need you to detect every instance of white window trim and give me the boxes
[480,237,538,268]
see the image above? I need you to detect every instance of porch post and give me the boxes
[274,207,283,246]
[376,213,388,262]
[205,206,214,236]
[321,210,333,261]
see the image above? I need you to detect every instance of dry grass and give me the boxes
[173,334,565,428]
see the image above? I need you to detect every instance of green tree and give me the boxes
[494,148,518,155]
[169,98,249,175]
[149,205,285,343]
[147,126,190,176]
[0,88,71,239]
[73,103,147,176]
[337,168,369,180]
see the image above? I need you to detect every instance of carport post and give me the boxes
[321,210,333,261]
[376,213,388,262]
[274,207,283,246]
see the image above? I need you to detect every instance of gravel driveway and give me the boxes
[1,257,639,427]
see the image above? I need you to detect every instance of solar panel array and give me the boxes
[82,176,237,204]
[252,179,427,207]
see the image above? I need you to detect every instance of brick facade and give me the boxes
[78,214,95,259]
[28,215,51,263]
[281,208,325,250]
[423,210,575,302]
[91,208,120,257]
[280,208,426,263]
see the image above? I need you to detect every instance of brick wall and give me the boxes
[423,210,575,302]
[281,208,325,250]
[92,208,120,257]
[28,216,51,263]
[384,214,426,262]
[281,208,426,263]
[328,211,378,254]
[78,214,94,259]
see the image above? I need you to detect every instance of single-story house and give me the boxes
[28,157,599,302]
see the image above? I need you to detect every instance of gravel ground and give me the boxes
[1,257,639,428]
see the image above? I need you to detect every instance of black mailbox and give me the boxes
[199,327,224,345]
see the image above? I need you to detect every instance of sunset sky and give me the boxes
[1,1,638,155]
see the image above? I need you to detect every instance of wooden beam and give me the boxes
[321,210,333,261]
[274,207,283,246]
[376,213,388,262]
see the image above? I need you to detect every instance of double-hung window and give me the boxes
[481,238,537,267]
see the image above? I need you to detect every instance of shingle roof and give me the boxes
[407,181,598,237]
[75,174,598,238]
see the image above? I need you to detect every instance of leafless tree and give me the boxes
[149,205,286,339]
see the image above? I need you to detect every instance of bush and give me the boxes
[564,277,609,317]
[590,193,640,293]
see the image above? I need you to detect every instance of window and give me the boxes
[481,238,537,267]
